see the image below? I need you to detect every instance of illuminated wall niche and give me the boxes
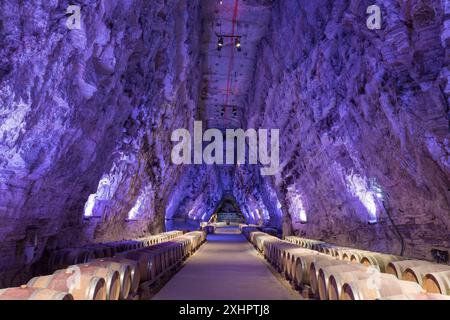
[83,174,120,217]
[127,185,152,220]
[286,186,307,224]
[345,171,384,224]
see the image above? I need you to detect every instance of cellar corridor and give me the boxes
[152,227,300,300]
[0,0,449,302]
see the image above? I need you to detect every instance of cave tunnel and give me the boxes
[0,0,449,304]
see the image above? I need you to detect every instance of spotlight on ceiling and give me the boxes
[217,37,224,51]
[235,38,241,51]
[219,0,223,4]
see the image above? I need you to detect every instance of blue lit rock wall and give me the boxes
[0,0,212,287]
[246,0,449,260]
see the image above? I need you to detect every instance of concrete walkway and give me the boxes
[152,227,302,300]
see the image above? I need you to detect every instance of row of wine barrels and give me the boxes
[183,231,206,252]
[27,270,107,300]
[403,264,450,286]
[276,234,450,300]
[328,267,389,300]
[0,286,73,300]
[293,252,334,287]
[254,234,277,254]
[386,260,433,279]
[310,258,352,296]
[117,250,158,283]
[54,266,120,300]
[0,230,191,301]
[317,262,367,300]
[116,231,206,285]
[380,293,450,300]
[341,275,424,300]
[244,230,276,258]
[284,236,405,272]
[386,259,450,295]
[136,230,184,247]
[360,253,403,272]
[284,248,314,280]
[47,230,184,273]
[84,259,135,299]
[48,248,94,273]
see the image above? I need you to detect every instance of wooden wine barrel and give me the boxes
[140,248,165,276]
[293,253,331,286]
[56,265,120,300]
[285,249,316,281]
[314,243,331,254]
[85,259,133,299]
[328,267,386,300]
[360,253,403,272]
[176,238,191,258]
[317,261,361,300]
[322,247,340,257]
[385,260,434,279]
[275,243,302,271]
[119,250,158,282]
[340,249,370,262]
[262,238,281,262]
[265,240,280,264]
[341,276,424,300]
[0,286,73,300]
[283,248,311,279]
[332,248,353,260]
[403,264,450,286]
[349,250,371,263]
[309,257,342,297]
[27,271,107,300]
[381,293,450,300]
[423,270,450,295]
[341,250,354,261]
[254,235,274,253]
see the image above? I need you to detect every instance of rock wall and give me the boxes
[246,0,449,260]
[0,0,215,287]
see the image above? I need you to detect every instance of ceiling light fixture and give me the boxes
[216,34,242,52]
[217,37,224,51]
[235,38,241,51]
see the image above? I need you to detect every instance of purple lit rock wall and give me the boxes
[247,0,449,260]
[0,0,449,289]
[0,0,224,287]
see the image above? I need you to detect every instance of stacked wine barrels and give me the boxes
[115,231,206,285]
[0,230,205,300]
[27,270,107,300]
[47,230,183,273]
[385,260,450,296]
[249,233,450,300]
[0,286,73,300]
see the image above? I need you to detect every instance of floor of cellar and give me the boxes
[152,227,302,300]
